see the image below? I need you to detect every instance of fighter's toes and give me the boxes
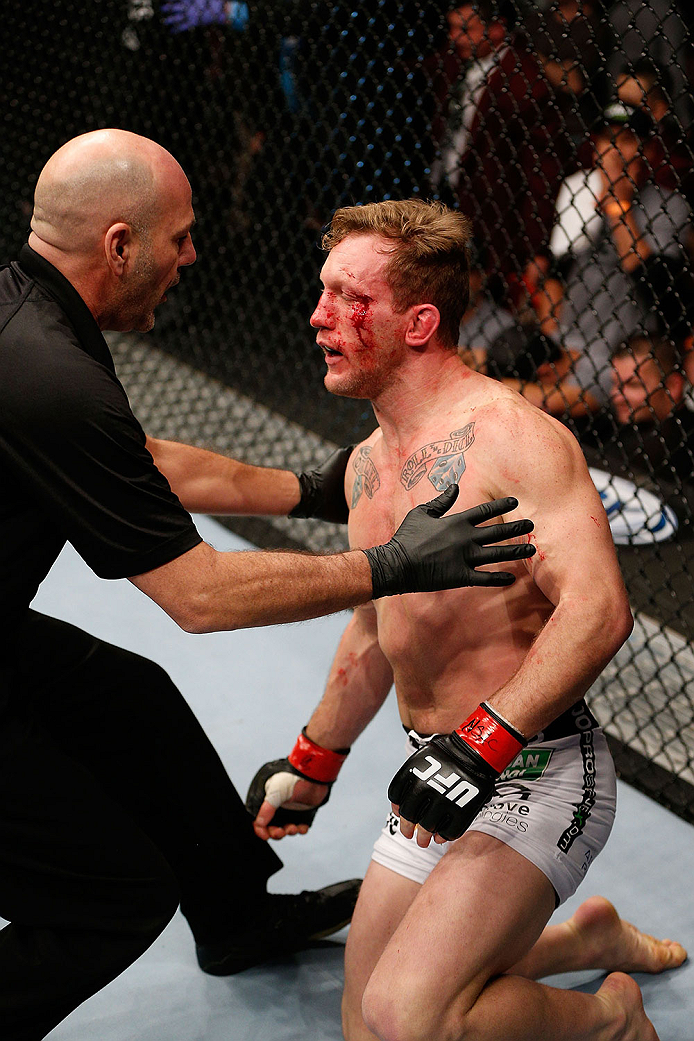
[570,896,687,974]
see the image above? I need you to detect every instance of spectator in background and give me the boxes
[464,320,606,422]
[617,56,677,125]
[437,2,597,306]
[456,252,602,419]
[608,332,694,483]
[543,103,658,280]
[616,57,694,206]
[611,333,687,425]
[457,254,605,424]
[456,246,515,369]
[546,0,614,78]
[607,0,691,125]
[537,101,692,421]
[427,1,515,202]
[540,0,615,135]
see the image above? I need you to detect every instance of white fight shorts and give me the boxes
[372,700,616,905]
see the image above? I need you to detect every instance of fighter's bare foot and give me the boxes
[568,896,687,974]
[597,972,660,1041]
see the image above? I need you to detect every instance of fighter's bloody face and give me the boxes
[350,296,374,349]
[310,233,410,399]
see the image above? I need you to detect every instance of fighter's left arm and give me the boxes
[483,408,633,739]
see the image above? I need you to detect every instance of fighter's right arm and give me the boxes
[247,602,394,840]
[146,436,302,516]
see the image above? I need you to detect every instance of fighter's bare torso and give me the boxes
[346,371,572,734]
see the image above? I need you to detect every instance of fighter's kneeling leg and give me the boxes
[361,965,470,1041]
[354,873,477,1041]
[357,831,557,1041]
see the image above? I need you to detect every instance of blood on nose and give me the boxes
[312,290,338,328]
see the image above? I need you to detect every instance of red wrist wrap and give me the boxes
[288,731,349,783]
[454,703,526,773]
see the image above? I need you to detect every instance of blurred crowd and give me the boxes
[421,0,694,492]
[152,0,694,490]
[443,0,694,491]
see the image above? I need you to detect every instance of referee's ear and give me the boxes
[104,223,133,277]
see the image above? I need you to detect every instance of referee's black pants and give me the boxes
[0,611,283,1041]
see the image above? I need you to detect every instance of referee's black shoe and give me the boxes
[195,878,362,975]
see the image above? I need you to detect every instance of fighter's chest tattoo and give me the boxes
[351,446,381,508]
[400,423,476,491]
[351,423,476,507]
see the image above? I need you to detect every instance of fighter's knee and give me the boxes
[361,976,467,1041]
[360,980,402,1041]
[364,974,455,1041]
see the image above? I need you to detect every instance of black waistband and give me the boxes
[532,699,599,743]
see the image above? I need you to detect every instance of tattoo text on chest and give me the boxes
[400,423,476,491]
[351,446,381,508]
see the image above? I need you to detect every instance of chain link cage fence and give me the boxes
[4,0,694,821]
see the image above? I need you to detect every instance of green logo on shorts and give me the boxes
[499,749,553,781]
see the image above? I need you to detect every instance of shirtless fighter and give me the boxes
[245,200,687,1041]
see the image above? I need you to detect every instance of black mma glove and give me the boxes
[364,486,536,598]
[388,703,527,842]
[245,728,350,829]
[289,445,354,523]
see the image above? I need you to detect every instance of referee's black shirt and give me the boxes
[0,245,203,639]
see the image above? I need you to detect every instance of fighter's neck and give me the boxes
[372,353,478,449]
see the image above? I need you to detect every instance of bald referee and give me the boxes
[0,130,537,1040]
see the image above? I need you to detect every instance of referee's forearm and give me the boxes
[130,540,373,632]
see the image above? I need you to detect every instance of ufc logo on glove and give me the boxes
[412,756,481,808]
[388,704,527,841]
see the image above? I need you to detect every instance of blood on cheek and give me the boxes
[350,297,375,350]
[318,290,376,354]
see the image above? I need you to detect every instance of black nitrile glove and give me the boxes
[364,486,536,598]
[289,445,354,523]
